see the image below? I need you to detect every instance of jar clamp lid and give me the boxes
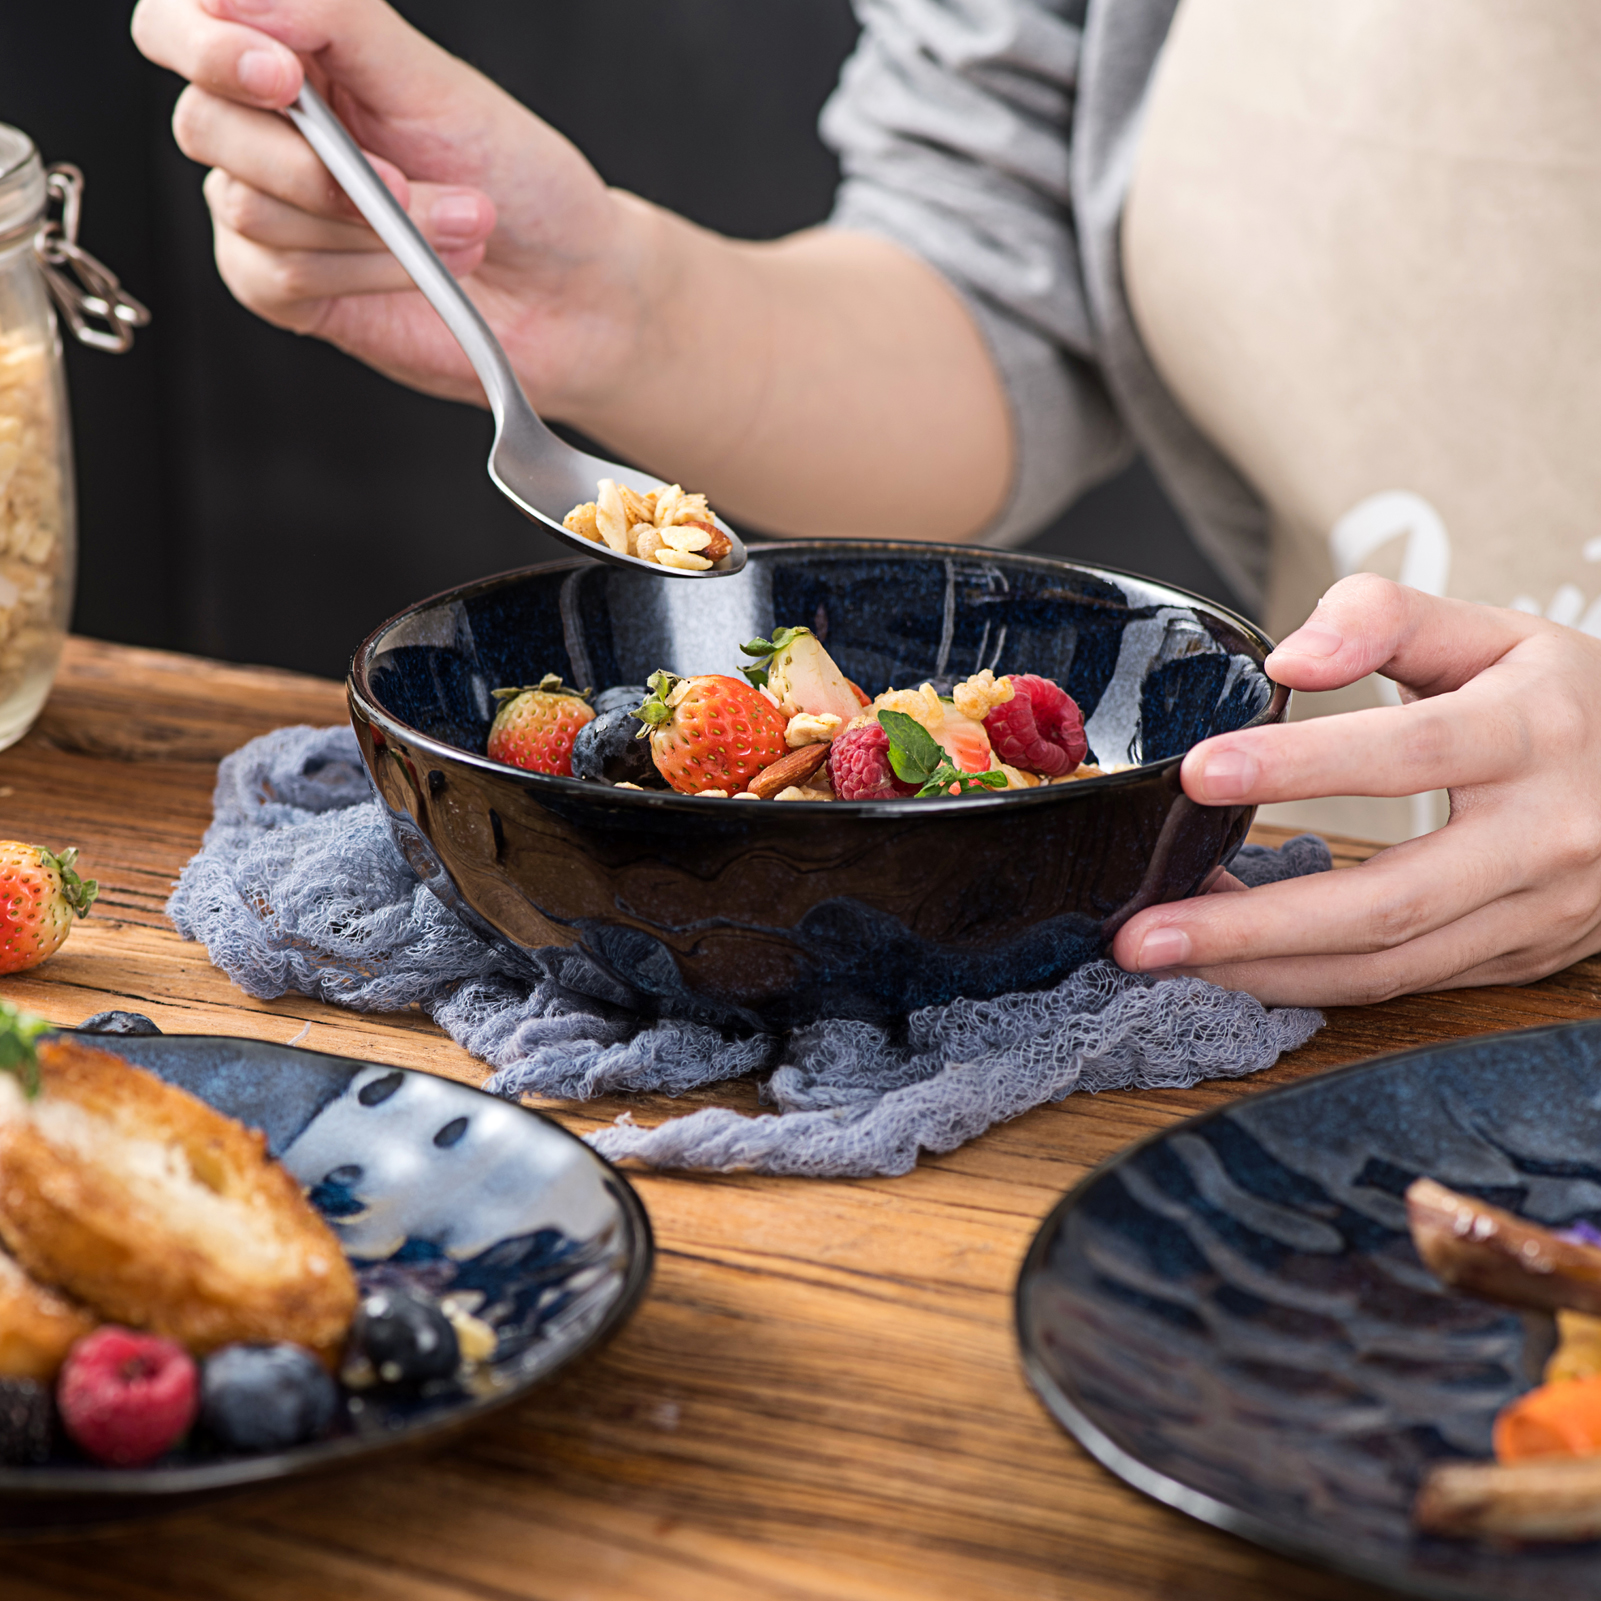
[0,124,149,354]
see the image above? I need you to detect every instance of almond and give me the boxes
[747,742,830,800]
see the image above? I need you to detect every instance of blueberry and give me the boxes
[201,1343,338,1453]
[0,1378,52,1464]
[345,1287,459,1390]
[570,706,665,787]
[591,684,648,717]
[77,1011,162,1036]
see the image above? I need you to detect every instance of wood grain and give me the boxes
[2,638,1597,1601]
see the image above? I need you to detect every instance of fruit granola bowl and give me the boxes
[348,542,1288,1030]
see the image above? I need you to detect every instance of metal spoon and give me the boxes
[285,83,746,578]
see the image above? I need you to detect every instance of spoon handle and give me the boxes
[285,83,541,436]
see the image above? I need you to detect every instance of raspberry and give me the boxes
[58,1327,199,1467]
[981,674,1087,777]
[827,722,916,801]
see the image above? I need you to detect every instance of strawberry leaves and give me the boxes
[489,674,591,705]
[44,848,96,919]
[738,626,809,689]
[875,710,1008,798]
[0,1001,49,1097]
[634,669,680,734]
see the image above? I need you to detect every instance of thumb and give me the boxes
[1265,574,1537,698]
[202,0,467,118]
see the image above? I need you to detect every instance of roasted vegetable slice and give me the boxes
[1406,1177,1601,1315]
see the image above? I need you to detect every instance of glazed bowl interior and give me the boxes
[359,542,1280,780]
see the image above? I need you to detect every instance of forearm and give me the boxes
[552,200,1015,544]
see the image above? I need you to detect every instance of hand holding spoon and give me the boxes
[285,83,746,578]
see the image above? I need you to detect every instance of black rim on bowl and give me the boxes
[348,540,1289,817]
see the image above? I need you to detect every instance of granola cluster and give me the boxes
[564,479,733,572]
[0,325,65,717]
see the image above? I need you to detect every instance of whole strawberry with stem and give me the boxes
[981,675,1087,776]
[0,844,97,975]
[636,670,787,794]
[486,674,595,776]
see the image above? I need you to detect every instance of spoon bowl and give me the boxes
[286,83,746,579]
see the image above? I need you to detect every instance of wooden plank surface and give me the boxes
[1,635,1597,1601]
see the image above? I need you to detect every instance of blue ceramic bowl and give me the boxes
[1016,1019,1601,1601]
[348,543,1287,1029]
[0,1024,652,1536]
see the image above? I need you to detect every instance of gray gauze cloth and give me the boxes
[166,726,1329,1178]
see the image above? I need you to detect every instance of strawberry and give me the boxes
[0,844,97,975]
[981,674,1087,777]
[486,675,595,776]
[739,627,862,724]
[933,710,994,774]
[637,670,788,794]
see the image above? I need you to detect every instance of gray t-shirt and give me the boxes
[819,0,1272,611]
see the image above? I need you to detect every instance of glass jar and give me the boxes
[0,125,147,751]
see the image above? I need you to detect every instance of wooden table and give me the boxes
[4,637,1600,1601]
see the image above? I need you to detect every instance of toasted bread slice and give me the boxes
[0,1037,356,1359]
[0,1248,95,1380]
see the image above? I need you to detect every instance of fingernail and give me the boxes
[1195,748,1256,800]
[1273,623,1343,659]
[1135,927,1191,970]
[236,48,287,98]
[430,193,487,240]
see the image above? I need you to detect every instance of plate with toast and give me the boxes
[0,1013,652,1535]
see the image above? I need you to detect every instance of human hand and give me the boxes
[130,0,655,412]
[1112,574,1601,1005]
[129,0,1015,542]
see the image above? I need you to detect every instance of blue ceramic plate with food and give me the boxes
[1016,1019,1601,1601]
[0,1021,651,1535]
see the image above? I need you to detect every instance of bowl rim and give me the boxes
[347,539,1289,817]
[0,1034,655,1503]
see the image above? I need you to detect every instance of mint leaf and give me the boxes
[915,763,1009,798]
[0,1002,49,1097]
[876,709,944,785]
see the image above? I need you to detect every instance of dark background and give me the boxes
[0,2,1235,681]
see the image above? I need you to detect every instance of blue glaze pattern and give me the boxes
[1017,1019,1601,1601]
[348,544,1288,1029]
[0,1031,651,1535]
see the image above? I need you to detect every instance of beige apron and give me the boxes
[1123,0,1601,842]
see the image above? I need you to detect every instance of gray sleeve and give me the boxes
[819,0,1130,546]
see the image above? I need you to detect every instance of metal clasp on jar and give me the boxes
[33,164,150,354]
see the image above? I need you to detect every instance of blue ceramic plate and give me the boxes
[1017,1020,1601,1601]
[0,1029,652,1535]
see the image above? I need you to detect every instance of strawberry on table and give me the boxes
[0,844,97,975]
[637,670,788,794]
[486,674,595,776]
